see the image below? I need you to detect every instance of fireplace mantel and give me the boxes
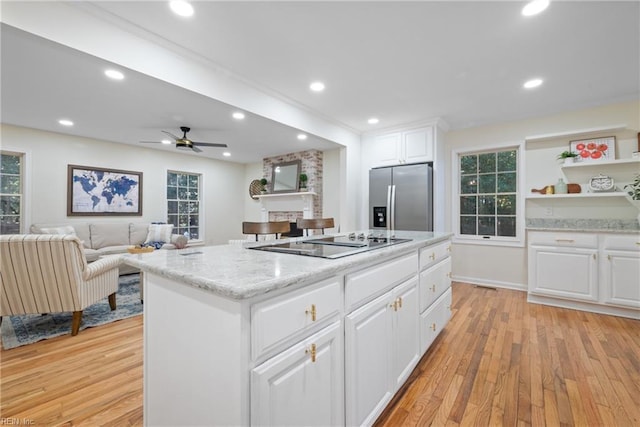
[255,191,317,221]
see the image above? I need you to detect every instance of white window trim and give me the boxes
[166,168,204,244]
[1,148,31,234]
[451,140,526,248]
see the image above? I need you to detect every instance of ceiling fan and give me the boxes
[141,126,228,152]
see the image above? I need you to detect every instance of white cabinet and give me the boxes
[251,321,344,427]
[420,288,452,353]
[418,239,452,354]
[528,231,640,318]
[371,126,434,167]
[601,234,640,308]
[344,275,418,426]
[528,232,599,302]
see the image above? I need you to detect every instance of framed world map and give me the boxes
[67,165,142,216]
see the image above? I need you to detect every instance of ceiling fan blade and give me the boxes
[140,140,162,144]
[161,130,180,140]
[192,142,228,148]
[191,145,202,153]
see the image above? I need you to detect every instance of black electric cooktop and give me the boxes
[249,233,412,259]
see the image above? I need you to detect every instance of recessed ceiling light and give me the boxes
[169,0,194,17]
[297,133,308,140]
[161,139,172,145]
[223,152,231,157]
[368,117,379,124]
[522,0,550,17]
[309,81,325,92]
[523,78,543,89]
[232,112,245,120]
[104,69,124,80]
[58,119,74,126]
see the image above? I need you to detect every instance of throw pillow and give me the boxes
[40,226,77,236]
[145,224,173,244]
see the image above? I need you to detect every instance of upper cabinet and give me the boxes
[370,126,434,167]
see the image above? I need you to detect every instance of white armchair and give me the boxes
[0,234,122,336]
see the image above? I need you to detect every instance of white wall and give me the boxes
[2,124,246,245]
[445,100,640,290]
[243,162,265,223]
[322,148,342,231]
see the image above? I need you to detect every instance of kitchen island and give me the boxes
[124,230,453,426]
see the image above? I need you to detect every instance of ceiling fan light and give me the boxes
[169,0,194,17]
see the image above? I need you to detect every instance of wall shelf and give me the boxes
[561,158,640,170]
[526,191,628,200]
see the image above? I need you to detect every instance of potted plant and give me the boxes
[557,150,578,165]
[624,173,640,203]
[260,178,268,194]
[299,173,308,190]
[624,173,640,225]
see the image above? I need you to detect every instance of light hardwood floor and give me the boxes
[1,283,638,426]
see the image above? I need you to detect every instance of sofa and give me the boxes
[30,222,184,275]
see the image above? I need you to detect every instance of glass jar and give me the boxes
[555,178,568,194]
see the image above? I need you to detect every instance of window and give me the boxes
[454,144,523,246]
[167,171,201,240]
[0,151,23,234]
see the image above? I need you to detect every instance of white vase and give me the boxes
[563,157,575,166]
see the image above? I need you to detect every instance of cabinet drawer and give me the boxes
[419,240,451,270]
[528,231,597,248]
[420,287,452,354]
[252,277,342,360]
[601,234,640,251]
[419,257,451,313]
[345,253,418,312]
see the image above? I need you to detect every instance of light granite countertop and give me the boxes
[123,230,453,300]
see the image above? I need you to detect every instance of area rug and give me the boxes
[1,274,142,350]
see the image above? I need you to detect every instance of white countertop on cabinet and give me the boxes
[123,230,452,300]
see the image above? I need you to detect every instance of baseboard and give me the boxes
[451,275,527,292]
[527,293,640,320]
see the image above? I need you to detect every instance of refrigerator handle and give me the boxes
[386,185,392,231]
[390,184,396,232]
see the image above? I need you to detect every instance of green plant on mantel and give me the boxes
[260,178,268,193]
[299,173,308,189]
[625,173,640,200]
[557,150,579,160]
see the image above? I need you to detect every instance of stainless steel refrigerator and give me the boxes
[369,163,433,231]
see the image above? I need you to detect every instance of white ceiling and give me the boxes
[2,1,639,164]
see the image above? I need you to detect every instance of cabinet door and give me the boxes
[529,245,598,302]
[602,249,640,308]
[391,276,419,389]
[403,127,434,163]
[371,133,401,167]
[345,292,393,427]
[251,321,343,427]
[420,287,452,354]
